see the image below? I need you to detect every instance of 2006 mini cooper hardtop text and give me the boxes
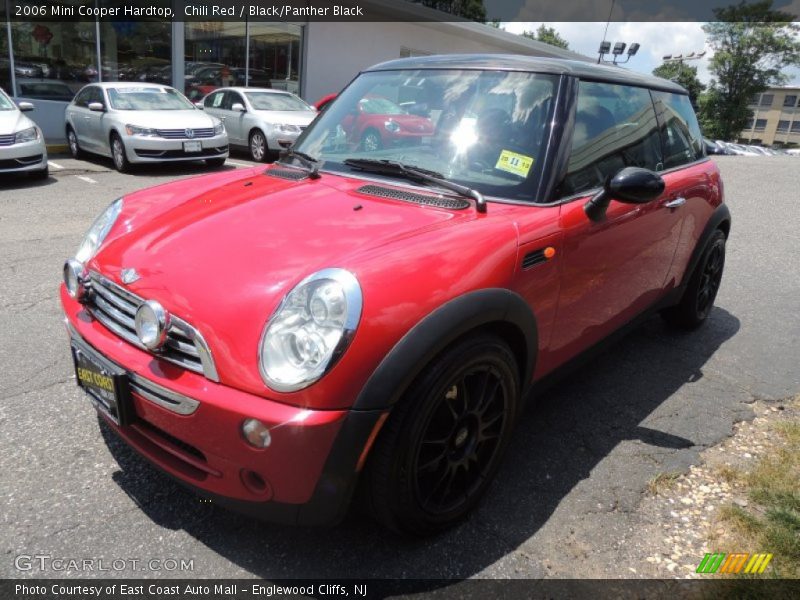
[61,56,730,536]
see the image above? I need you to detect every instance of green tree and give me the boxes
[652,62,706,109]
[416,1,486,22]
[521,24,570,50]
[700,0,800,140]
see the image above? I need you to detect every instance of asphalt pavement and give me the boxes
[0,155,798,580]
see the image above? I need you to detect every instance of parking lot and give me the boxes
[1,155,798,580]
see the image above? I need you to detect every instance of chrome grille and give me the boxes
[86,272,218,381]
[0,134,16,146]
[155,128,215,139]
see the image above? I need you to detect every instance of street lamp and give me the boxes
[597,40,640,65]
[661,50,706,80]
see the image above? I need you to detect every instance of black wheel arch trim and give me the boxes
[353,288,538,412]
[679,203,731,290]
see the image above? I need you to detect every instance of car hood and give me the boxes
[90,166,514,393]
[253,110,317,126]
[0,110,32,134]
[382,114,434,130]
[110,109,217,129]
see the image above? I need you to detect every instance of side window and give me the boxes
[90,87,106,106]
[229,92,244,108]
[557,81,662,198]
[205,91,224,109]
[220,91,234,110]
[652,91,704,169]
[73,87,91,108]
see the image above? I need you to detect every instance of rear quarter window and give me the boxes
[556,81,662,198]
[652,91,704,169]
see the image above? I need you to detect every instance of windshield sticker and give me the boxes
[495,150,534,178]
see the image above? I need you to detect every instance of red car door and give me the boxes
[544,81,683,371]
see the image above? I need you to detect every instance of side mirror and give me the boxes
[584,167,665,222]
[17,101,34,112]
[88,102,105,112]
[194,102,204,110]
[231,102,246,112]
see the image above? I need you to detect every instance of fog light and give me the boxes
[134,300,170,350]
[242,418,272,448]
[63,259,88,301]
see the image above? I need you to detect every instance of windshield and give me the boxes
[293,69,558,200]
[107,87,195,110]
[0,90,15,111]
[245,92,311,111]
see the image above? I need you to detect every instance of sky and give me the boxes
[501,21,800,87]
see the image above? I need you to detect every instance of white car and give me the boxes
[201,87,317,161]
[0,89,48,179]
[65,82,228,172]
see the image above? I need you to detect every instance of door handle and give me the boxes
[665,197,686,209]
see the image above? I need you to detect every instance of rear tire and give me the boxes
[362,334,520,536]
[360,129,382,152]
[110,133,130,173]
[66,127,83,159]
[662,230,726,329]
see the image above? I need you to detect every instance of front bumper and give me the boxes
[62,286,384,525]
[0,138,48,173]
[124,133,229,163]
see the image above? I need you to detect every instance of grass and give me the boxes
[647,471,682,495]
[714,420,800,579]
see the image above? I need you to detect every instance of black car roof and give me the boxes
[364,54,687,95]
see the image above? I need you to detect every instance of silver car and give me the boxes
[201,87,317,161]
[0,88,48,179]
[65,82,228,172]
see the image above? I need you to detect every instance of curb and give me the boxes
[46,144,68,153]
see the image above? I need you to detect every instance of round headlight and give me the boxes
[63,259,88,301]
[259,268,362,392]
[134,300,170,350]
[75,198,123,263]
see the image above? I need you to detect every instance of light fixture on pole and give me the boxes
[597,40,640,65]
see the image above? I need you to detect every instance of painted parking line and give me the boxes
[225,160,254,168]
[75,175,97,184]
[48,161,64,170]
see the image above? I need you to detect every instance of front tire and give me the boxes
[66,127,83,159]
[249,129,267,162]
[360,129,382,152]
[662,230,726,329]
[363,334,520,536]
[205,157,226,168]
[110,133,130,173]
[30,165,49,180]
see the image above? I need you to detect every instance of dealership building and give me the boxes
[1,1,589,143]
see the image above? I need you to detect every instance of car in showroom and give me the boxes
[200,87,317,161]
[0,88,48,179]
[61,55,729,536]
[65,82,228,172]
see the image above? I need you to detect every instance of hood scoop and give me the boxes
[356,185,469,210]
[264,167,309,181]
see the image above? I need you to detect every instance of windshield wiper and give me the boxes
[343,158,486,213]
[277,147,321,179]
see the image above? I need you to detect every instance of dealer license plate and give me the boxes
[183,141,202,153]
[71,340,132,426]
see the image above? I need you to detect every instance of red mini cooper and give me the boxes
[62,56,729,536]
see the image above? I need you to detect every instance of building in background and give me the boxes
[741,86,800,148]
[0,2,589,143]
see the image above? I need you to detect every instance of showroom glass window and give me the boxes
[99,6,172,94]
[651,90,704,169]
[248,23,303,94]
[185,22,247,101]
[556,81,662,198]
[7,3,96,101]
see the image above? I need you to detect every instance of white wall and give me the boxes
[302,21,587,104]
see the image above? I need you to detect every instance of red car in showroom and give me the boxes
[62,55,729,536]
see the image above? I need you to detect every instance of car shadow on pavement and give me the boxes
[101,306,741,580]
[65,153,242,177]
[0,173,57,189]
